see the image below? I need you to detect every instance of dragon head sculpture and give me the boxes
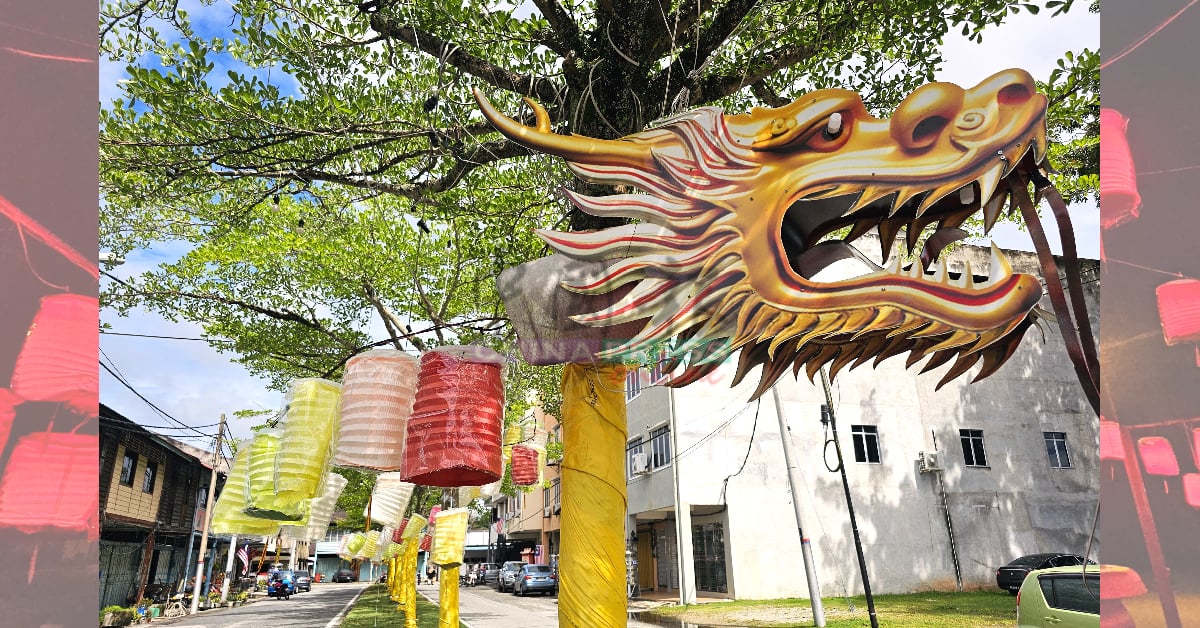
[479,69,1050,399]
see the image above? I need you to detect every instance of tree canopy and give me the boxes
[99,0,1098,497]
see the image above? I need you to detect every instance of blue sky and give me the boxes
[98,4,1101,447]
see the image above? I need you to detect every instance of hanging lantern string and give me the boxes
[1105,257,1191,280]
[1101,0,1200,70]
[0,193,97,280]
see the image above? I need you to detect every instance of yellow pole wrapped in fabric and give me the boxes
[403,539,420,628]
[439,565,459,628]
[559,362,627,628]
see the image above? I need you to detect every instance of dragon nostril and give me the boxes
[997,83,1032,106]
[912,116,949,145]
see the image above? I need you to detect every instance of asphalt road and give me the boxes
[150,582,369,628]
[420,580,665,627]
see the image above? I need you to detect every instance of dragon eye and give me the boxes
[806,112,851,151]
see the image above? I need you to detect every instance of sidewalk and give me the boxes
[416,581,664,628]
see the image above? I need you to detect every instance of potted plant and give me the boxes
[99,606,134,626]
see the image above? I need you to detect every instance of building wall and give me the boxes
[106,442,167,523]
[625,240,1099,598]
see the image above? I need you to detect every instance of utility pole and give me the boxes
[819,369,878,628]
[770,386,825,628]
[190,414,226,615]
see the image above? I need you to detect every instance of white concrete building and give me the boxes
[623,237,1099,600]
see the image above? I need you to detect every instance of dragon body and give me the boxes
[480,69,1051,399]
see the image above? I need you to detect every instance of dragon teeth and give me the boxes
[976,164,1004,206]
[959,185,975,205]
[988,242,1013,284]
[1032,126,1048,163]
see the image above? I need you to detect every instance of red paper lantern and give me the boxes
[1184,474,1200,508]
[1100,109,1140,230]
[511,445,540,486]
[1137,437,1179,476]
[394,520,408,543]
[0,432,98,531]
[401,347,504,487]
[419,534,432,552]
[1156,281,1200,359]
[1099,565,1147,600]
[1099,420,1124,461]
[429,505,441,526]
[10,294,98,412]
[1193,428,1200,468]
[0,389,19,451]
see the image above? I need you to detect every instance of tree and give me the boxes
[99,0,1097,501]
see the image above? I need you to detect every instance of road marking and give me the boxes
[323,585,369,628]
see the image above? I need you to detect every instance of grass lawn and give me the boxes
[340,584,462,628]
[645,591,1020,627]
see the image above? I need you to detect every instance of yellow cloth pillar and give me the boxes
[559,362,627,628]
[438,565,459,628]
[390,555,401,603]
[404,539,419,628]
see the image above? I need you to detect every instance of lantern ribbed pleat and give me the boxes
[402,346,505,487]
[1100,109,1140,229]
[1157,280,1200,345]
[511,445,540,486]
[1184,474,1200,508]
[393,520,408,543]
[364,472,414,528]
[10,294,98,405]
[244,431,301,520]
[402,514,427,541]
[341,532,366,560]
[360,529,381,559]
[335,349,418,470]
[374,526,394,561]
[276,379,341,508]
[419,534,432,552]
[212,443,284,535]
[0,389,17,453]
[303,473,348,540]
[1099,421,1124,461]
[0,432,97,531]
[430,508,470,568]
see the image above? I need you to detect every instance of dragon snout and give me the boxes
[889,68,1038,153]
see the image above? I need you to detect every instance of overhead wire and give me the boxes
[98,359,214,440]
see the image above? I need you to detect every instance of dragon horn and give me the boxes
[473,88,656,170]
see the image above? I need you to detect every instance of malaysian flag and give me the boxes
[237,545,250,576]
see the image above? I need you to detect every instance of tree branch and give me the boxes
[650,0,716,58]
[532,0,584,56]
[362,280,406,350]
[368,16,562,103]
[694,43,817,103]
[750,78,788,107]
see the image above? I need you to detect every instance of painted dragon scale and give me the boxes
[480,69,1051,399]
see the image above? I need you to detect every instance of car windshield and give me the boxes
[1010,555,1054,566]
[526,566,552,573]
[504,564,524,572]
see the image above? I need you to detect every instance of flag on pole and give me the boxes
[237,545,250,576]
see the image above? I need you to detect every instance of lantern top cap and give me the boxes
[427,344,506,365]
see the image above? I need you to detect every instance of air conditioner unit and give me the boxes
[918,451,942,473]
[543,506,551,518]
[631,452,649,475]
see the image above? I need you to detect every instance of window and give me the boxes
[119,452,137,486]
[1038,574,1099,615]
[649,349,669,384]
[626,438,644,479]
[1044,432,1072,469]
[851,425,881,463]
[649,425,671,469]
[551,478,561,513]
[625,368,643,402]
[142,461,158,493]
[960,429,988,467]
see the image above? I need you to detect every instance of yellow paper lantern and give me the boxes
[211,442,282,536]
[244,431,302,520]
[276,379,342,507]
[430,507,469,568]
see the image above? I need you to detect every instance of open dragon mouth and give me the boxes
[477,69,1052,399]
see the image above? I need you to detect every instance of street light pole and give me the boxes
[190,414,227,615]
[819,369,878,628]
[770,386,825,628]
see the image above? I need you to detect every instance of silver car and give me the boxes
[496,561,526,592]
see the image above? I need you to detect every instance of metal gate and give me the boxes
[656,526,679,589]
[99,541,145,608]
[692,522,727,593]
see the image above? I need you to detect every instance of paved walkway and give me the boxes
[416,581,667,627]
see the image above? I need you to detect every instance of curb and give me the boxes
[324,583,371,628]
[416,586,476,628]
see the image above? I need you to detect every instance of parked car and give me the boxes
[1016,565,1099,627]
[496,561,527,592]
[479,563,501,585]
[332,569,358,583]
[512,564,557,597]
[997,553,1091,594]
[293,571,312,592]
